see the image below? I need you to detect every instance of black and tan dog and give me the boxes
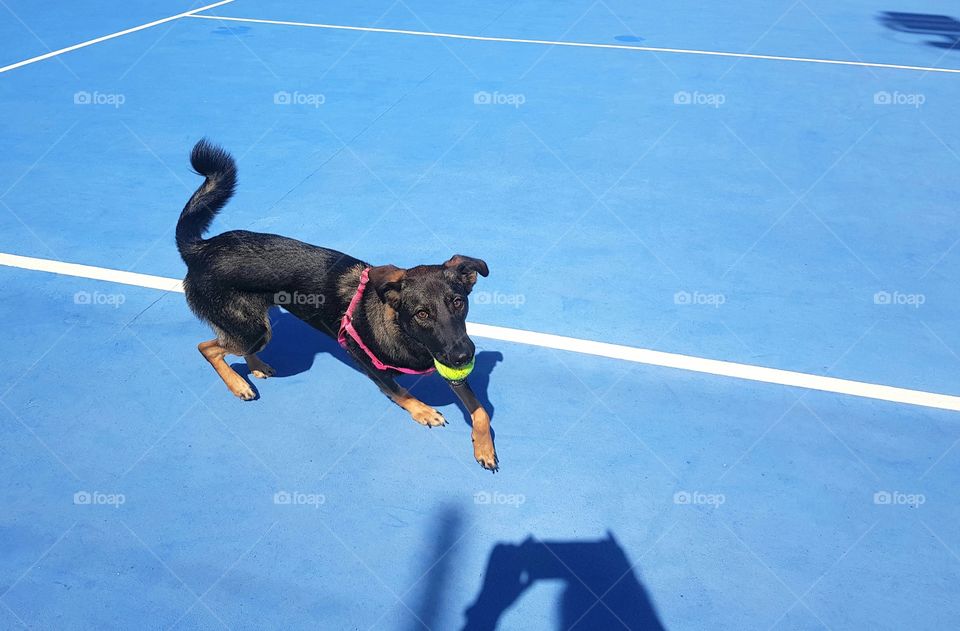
[176,140,497,470]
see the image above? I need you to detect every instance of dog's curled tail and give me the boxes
[176,139,237,260]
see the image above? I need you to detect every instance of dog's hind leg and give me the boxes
[198,339,256,400]
[245,353,275,379]
[199,295,273,400]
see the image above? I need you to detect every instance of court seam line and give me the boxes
[0,0,236,74]
[186,13,960,75]
[3,251,959,412]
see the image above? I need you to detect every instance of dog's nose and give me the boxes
[450,351,471,367]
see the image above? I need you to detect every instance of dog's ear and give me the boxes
[443,255,489,292]
[367,265,406,309]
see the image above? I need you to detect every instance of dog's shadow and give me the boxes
[230,308,501,424]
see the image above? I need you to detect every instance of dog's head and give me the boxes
[367,255,489,368]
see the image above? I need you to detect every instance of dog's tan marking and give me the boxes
[391,390,447,427]
[245,354,275,379]
[198,339,255,400]
[449,382,497,470]
[470,407,496,470]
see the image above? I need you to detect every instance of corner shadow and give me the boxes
[879,11,960,50]
[463,532,666,630]
[230,308,502,425]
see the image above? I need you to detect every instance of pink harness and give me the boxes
[338,267,435,374]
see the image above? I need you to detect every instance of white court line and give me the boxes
[188,13,960,75]
[2,251,959,412]
[0,0,236,74]
[0,252,183,292]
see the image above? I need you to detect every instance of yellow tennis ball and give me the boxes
[434,357,475,382]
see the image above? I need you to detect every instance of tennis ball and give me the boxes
[434,357,475,382]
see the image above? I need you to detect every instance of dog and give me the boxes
[176,140,497,471]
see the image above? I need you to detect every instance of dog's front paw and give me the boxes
[411,406,447,428]
[473,435,498,472]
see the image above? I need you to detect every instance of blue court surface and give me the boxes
[2,1,960,629]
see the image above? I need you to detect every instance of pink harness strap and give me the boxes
[338,267,435,375]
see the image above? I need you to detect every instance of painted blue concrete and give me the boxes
[216,0,960,68]
[0,0,205,68]
[1,8,958,392]
[2,269,958,629]
[1,3,959,629]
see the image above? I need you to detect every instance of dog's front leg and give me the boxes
[356,363,447,428]
[449,381,498,472]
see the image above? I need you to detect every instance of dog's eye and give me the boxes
[452,297,464,309]
[415,310,430,320]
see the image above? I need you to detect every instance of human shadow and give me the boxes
[405,504,464,631]
[462,533,666,631]
[879,11,960,50]
[230,308,501,425]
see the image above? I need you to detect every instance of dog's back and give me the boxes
[177,140,363,337]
